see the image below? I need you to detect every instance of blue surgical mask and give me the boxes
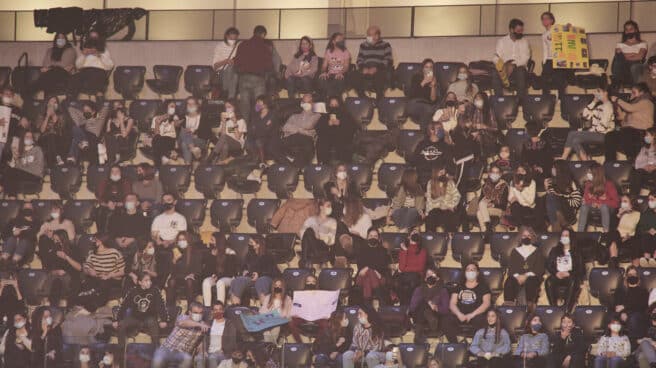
[645,136,653,145]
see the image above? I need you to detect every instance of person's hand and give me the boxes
[51,270,66,277]
[457,313,468,322]
[86,268,98,277]
[610,96,618,103]
[562,355,571,368]
[250,272,259,281]
[527,352,537,359]
[107,201,116,210]
[330,351,339,360]
[556,271,570,279]
[607,351,616,358]
[319,72,328,80]
[374,270,381,279]
[354,350,364,362]
[386,216,393,226]
[184,274,195,281]
[336,337,345,346]
[592,202,600,209]
[12,227,21,237]
[649,228,656,236]
[515,274,527,284]
[100,274,110,280]
[159,321,167,329]
[47,350,56,360]
[130,273,138,284]
[400,243,408,251]
[198,322,210,332]
[615,305,625,313]
[330,187,340,197]
[112,321,119,329]
[430,78,437,88]
[359,267,369,276]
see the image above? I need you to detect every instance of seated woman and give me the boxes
[630,127,656,196]
[409,267,449,343]
[475,164,508,233]
[289,274,331,342]
[549,314,587,368]
[503,226,545,310]
[594,317,631,368]
[259,278,292,343]
[513,315,550,368]
[397,230,427,306]
[611,20,647,88]
[82,235,125,295]
[607,195,641,269]
[318,32,351,99]
[451,107,481,162]
[316,96,357,164]
[411,121,455,186]
[545,160,581,232]
[492,145,516,178]
[69,30,114,98]
[39,229,82,305]
[545,229,584,312]
[38,33,76,96]
[387,168,425,232]
[95,164,131,234]
[229,236,279,305]
[36,202,76,241]
[324,163,362,219]
[472,92,502,156]
[504,166,536,229]
[560,87,615,161]
[342,305,385,368]
[521,124,553,186]
[447,64,479,102]
[443,263,491,343]
[405,58,439,125]
[469,309,511,368]
[104,107,136,164]
[3,131,45,198]
[635,305,656,368]
[0,312,32,367]
[355,228,392,303]
[247,95,275,167]
[578,162,619,233]
[165,231,204,307]
[285,36,319,98]
[31,306,64,368]
[312,311,352,368]
[150,101,180,167]
[425,165,462,232]
[300,199,337,267]
[38,96,71,168]
[126,240,157,290]
[1,202,38,270]
[201,232,241,306]
[210,99,247,164]
[612,266,649,343]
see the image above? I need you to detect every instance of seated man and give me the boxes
[67,99,109,164]
[108,193,148,264]
[194,301,227,368]
[152,302,209,368]
[492,18,531,98]
[606,83,655,162]
[355,25,393,99]
[274,93,321,167]
[151,193,188,248]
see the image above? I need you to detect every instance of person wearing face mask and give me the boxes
[505,167,537,229]
[97,351,119,368]
[179,96,212,164]
[474,164,509,233]
[324,164,362,219]
[432,92,461,133]
[114,272,169,357]
[29,307,63,368]
[77,347,93,368]
[213,27,241,99]
[233,25,273,122]
[605,195,641,269]
[319,32,351,99]
[259,278,292,343]
[503,227,545,311]
[637,192,656,266]
[3,131,44,198]
[539,12,571,97]
[300,199,338,268]
[594,318,631,368]
[578,163,619,233]
[561,86,615,161]
[37,202,76,241]
[355,228,392,302]
[274,93,321,167]
[443,263,491,343]
[469,309,511,368]
[409,268,449,343]
[37,96,70,168]
[201,232,241,306]
[405,58,439,125]
[151,193,188,247]
[630,127,656,196]
[313,311,353,368]
[612,266,649,342]
[1,202,38,270]
[152,302,209,368]
[217,349,248,368]
[412,121,455,187]
[354,25,393,100]
[127,240,158,289]
[611,20,648,89]
[642,56,656,97]
[513,315,550,368]
[492,145,515,177]
[635,306,656,368]
[108,193,147,263]
[131,163,163,212]
[607,83,655,162]
[471,92,502,157]
[82,235,125,301]
[66,99,109,164]
[285,36,319,98]
[396,230,428,306]
[209,99,248,164]
[0,312,32,367]
[544,160,581,232]
[37,33,76,97]
[104,107,136,164]
[425,166,462,233]
[545,229,585,312]
[315,96,357,164]
[150,101,180,167]
[288,274,333,342]
[68,30,113,99]
[343,305,385,368]
[246,95,276,167]
[229,236,279,306]
[38,229,81,305]
[447,65,479,102]
[492,18,530,98]
[549,314,588,368]
[388,168,426,232]
[94,164,132,234]
[165,232,205,307]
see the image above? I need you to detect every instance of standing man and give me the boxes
[493,18,531,98]
[233,25,273,121]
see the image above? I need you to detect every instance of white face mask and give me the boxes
[187,106,198,114]
[14,321,25,329]
[336,171,347,180]
[560,237,570,245]
[489,173,500,182]
[227,39,236,46]
[2,96,13,105]
[45,316,53,326]
[51,212,60,220]
[465,271,477,281]
[620,202,630,210]
[79,354,91,363]
[300,102,312,112]
[358,316,368,325]
[586,173,594,181]
[341,318,349,328]
[457,73,468,81]
[24,139,33,146]
[323,207,333,216]
[110,174,121,182]
[474,100,484,109]
[386,351,395,363]
[125,201,136,211]
[191,313,203,322]
[610,323,622,333]
[103,356,113,365]
[167,107,176,116]
[178,240,188,249]
[145,247,155,256]
[56,38,67,47]
[649,200,656,209]
[366,36,374,44]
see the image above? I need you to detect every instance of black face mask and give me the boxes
[232,357,243,364]
[625,32,636,39]
[628,276,639,285]
[273,287,283,293]
[410,233,420,243]
[438,175,449,183]
[445,100,458,108]
[305,284,316,290]
[426,276,437,285]
[335,40,345,49]
[651,314,656,321]
[137,174,145,181]
[368,238,379,247]
[513,32,524,40]
[83,112,93,119]
[164,203,175,211]
[521,237,532,245]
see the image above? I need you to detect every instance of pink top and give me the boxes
[324,48,351,75]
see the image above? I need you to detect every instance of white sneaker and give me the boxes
[161,156,170,165]
[191,147,202,159]
[640,257,650,268]
[649,258,656,268]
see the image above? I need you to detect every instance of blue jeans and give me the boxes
[564,131,605,156]
[545,193,561,225]
[578,203,611,232]
[391,207,420,230]
[152,346,193,368]
[229,275,272,300]
[194,352,224,368]
[593,356,625,368]
[238,74,266,122]
[315,353,343,368]
[68,124,88,160]
[178,129,206,164]
[219,65,239,99]
[2,236,31,259]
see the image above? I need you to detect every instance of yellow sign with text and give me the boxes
[551,24,589,69]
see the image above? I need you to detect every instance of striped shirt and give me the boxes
[356,40,392,68]
[84,248,125,276]
[349,324,383,352]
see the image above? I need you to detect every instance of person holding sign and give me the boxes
[540,12,570,97]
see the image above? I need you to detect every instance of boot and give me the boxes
[527,301,536,314]
[609,257,619,269]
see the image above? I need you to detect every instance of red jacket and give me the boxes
[583,180,619,209]
[398,243,427,274]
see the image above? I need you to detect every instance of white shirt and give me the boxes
[151,212,187,241]
[542,28,553,63]
[212,41,239,69]
[348,213,373,239]
[75,49,114,71]
[494,34,531,68]
[556,251,573,272]
[223,118,247,146]
[208,319,225,354]
[151,116,177,138]
[616,41,647,55]
[184,114,201,133]
[508,180,536,208]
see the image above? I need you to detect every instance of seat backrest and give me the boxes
[0,200,22,230]
[86,165,109,193]
[266,233,297,264]
[226,233,251,263]
[521,94,556,124]
[318,268,352,291]
[51,165,82,199]
[11,66,41,94]
[22,99,46,123]
[378,305,409,338]
[536,232,560,260]
[344,97,374,126]
[283,268,314,292]
[604,160,632,193]
[129,99,162,132]
[490,232,519,266]
[210,199,244,232]
[63,200,96,232]
[588,267,624,305]
[574,305,607,340]
[17,268,49,305]
[246,199,280,233]
[343,306,360,327]
[560,94,594,128]
[450,233,484,265]
[377,163,406,198]
[380,232,407,263]
[534,305,565,337]
[377,97,407,126]
[193,164,226,199]
[437,267,463,285]
[153,65,183,82]
[504,128,529,157]
[183,65,213,96]
[490,95,520,129]
[395,62,422,94]
[158,165,191,195]
[496,305,528,342]
[267,164,300,199]
[434,62,466,94]
[303,164,333,198]
[347,163,373,194]
[640,268,656,291]
[421,232,449,266]
[433,343,467,368]
[282,343,312,368]
[0,67,11,89]
[31,200,58,224]
[479,267,505,295]
[568,160,596,186]
[397,129,425,159]
[113,66,146,99]
[399,343,429,368]
[175,199,207,227]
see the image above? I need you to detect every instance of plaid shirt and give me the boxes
[162,315,205,354]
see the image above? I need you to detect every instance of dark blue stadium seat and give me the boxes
[50,165,82,199]
[246,198,280,233]
[183,65,213,98]
[344,97,374,126]
[303,164,333,198]
[377,163,406,198]
[113,66,146,100]
[175,199,206,231]
[194,164,226,199]
[146,65,183,96]
[377,97,407,127]
[490,95,520,129]
[158,165,191,197]
[267,163,300,199]
[210,199,243,232]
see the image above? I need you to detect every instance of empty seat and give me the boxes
[397,129,424,159]
[246,198,280,233]
[17,269,49,305]
[226,233,251,262]
[450,233,484,265]
[113,66,146,100]
[158,165,191,197]
[496,305,528,342]
[344,97,374,126]
[437,267,463,285]
[534,305,566,336]
[318,268,352,292]
[129,99,162,132]
[282,343,312,368]
[266,233,297,264]
[380,232,407,262]
[210,199,243,232]
[22,99,46,124]
[399,343,429,368]
[193,164,226,199]
[480,267,505,299]
[347,163,373,195]
[146,65,183,96]
[63,200,96,232]
[282,268,314,292]
[505,128,529,157]
[11,66,41,97]
[536,232,560,260]
[377,97,407,127]
[573,305,607,340]
[303,164,333,198]
[604,160,632,194]
[183,65,213,98]
[267,164,300,199]
[378,305,409,339]
[433,343,467,368]
[421,232,449,267]
[490,95,520,129]
[576,59,608,91]
[588,267,623,305]
[175,199,207,231]
[343,305,360,327]
[377,163,406,198]
[86,165,109,194]
[31,200,59,223]
[560,94,594,129]
[542,127,573,157]
[490,232,519,267]
[0,66,10,90]
[394,62,422,95]
[50,165,82,199]
[77,233,96,260]
[0,200,22,230]
[640,268,656,291]
[521,94,556,126]
[434,62,466,94]
[459,160,485,193]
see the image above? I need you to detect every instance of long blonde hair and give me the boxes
[429,167,447,199]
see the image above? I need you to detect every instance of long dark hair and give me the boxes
[485,309,503,344]
[555,228,577,256]
[524,314,545,334]
[359,303,384,340]
[473,92,493,127]
[50,33,71,62]
[53,229,72,255]
[224,99,243,121]
[294,36,316,59]
[30,306,52,339]
[622,20,642,42]
[327,32,345,52]
[399,168,423,197]
[212,231,227,275]
[552,159,574,193]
